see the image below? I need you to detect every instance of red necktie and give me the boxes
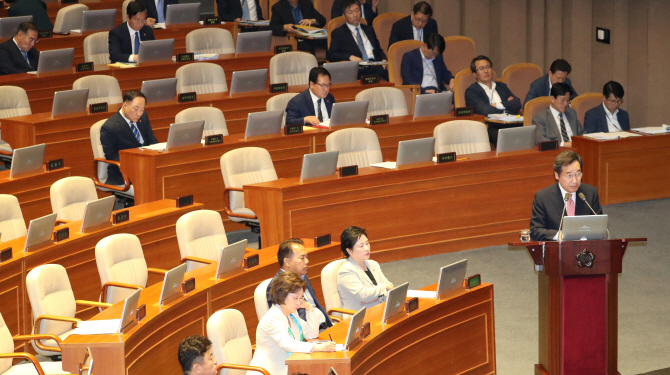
[566,196,575,216]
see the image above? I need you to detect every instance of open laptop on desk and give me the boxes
[165,3,201,25]
[0,16,32,39]
[413,92,453,119]
[323,61,359,84]
[370,137,435,169]
[436,259,467,299]
[343,307,366,351]
[561,215,608,241]
[80,195,116,233]
[141,78,177,103]
[382,282,409,324]
[51,88,89,117]
[118,288,141,333]
[80,9,117,32]
[244,110,283,138]
[9,143,46,178]
[159,263,187,305]
[142,120,205,152]
[138,39,174,64]
[324,101,369,127]
[229,69,268,95]
[216,239,248,279]
[24,213,57,251]
[299,151,338,182]
[37,48,75,74]
[496,125,536,155]
[235,30,272,55]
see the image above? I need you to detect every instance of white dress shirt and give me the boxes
[301,277,326,324]
[553,182,576,240]
[549,106,574,146]
[603,103,621,132]
[548,75,552,96]
[119,109,145,144]
[241,0,258,20]
[346,22,375,61]
[127,23,139,62]
[420,51,438,89]
[412,25,423,41]
[477,82,505,110]
[309,90,329,122]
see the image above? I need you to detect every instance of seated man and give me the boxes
[270,0,327,54]
[108,1,155,63]
[530,150,602,241]
[327,0,387,80]
[137,0,177,27]
[388,1,438,47]
[400,32,453,94]
[465,55,521,116]
[265,238,333,330]
[286,67,335,126]
[584,81,630,133]
[177,335,218,375]
[100,91,158,186]
[5,0,53,30]
[0,21,39,75]
[524,59,578,106]
[217,0,265,27]
[532,82,585,147]
[331,0,377,25]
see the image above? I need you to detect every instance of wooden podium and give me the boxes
[511,238,645,375]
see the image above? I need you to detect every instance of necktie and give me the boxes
[130,121,142,144]
[355,27,369,62]
[157,0,165,23]
[317,98,323,122]
[558,113,569,142]
[21,50,30,66]
[134,31,140,55]
[418,28,423,41]
[566,196,575,216]
[241,0,250,20]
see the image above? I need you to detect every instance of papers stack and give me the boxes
[292,26,327,38]
[370,161,396,169]
[584,131,641,140]
[71,319,121,335]
[632,125,670,135]
[107,63,137,68]
[238,20,270,26]
[153,23,166,29]
[141,142,167,152]
[487,114,523,123]
[194,53,219,61]
[359,61,388,66]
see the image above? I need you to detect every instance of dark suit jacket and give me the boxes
[100,111,158,185]
[330,0,376,25]
[524,74,578,105]
[465,81,522,116]
[270,0,326,36]
[216,0,264,22]
[532,106,585,145]
[0,38,38,75]
[400,48,453,92]
[108,22,155,63]
[530,182,603,241]
[265,270,333,328]
[327,23,386,62]
[285,89,335,125]
[137,0,178,22]
[7,0,53,30]
[388,15,438,48]
[583,104,630,133]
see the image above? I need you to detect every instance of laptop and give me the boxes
[343,307,366,350]
[137,39,174,64]
[118,288,141,333]
[244,110,283,138]
[436,259,467,300]
[51,88,89,117]
[235,30,272,55]
[381,282,409,324]
[165,3,201,25]
[9,143,46,178]
[81,9,117,33]
[0,16,32,40]
[299,151,338,182]
[562,215,609,241]
[413,92,453,119]
[323,61,359,84]
[496,125,536,155]
[229,69,268,95]
[396,137,435,167]
[167,120,205,150]
[141,78,177,103]
[37,48,75,74]
[216,239,248,279]
[328,101,369,127]
[23,213,57,252]
[80,195,116,233]
[158,263,188,305]
[179,0,215,17]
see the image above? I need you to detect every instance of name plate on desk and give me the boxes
[313,234,331,248]
[89,102,107,114]
[270,83,288,93]
[538,140,559,151]
[76,62,93,72]
[244,254,259,269]
[113,210,130,224]
[178,92,197,103]
[339,165,358,177]
[284,124,303,135]
[182,278,196,294]
[176,195,194,208]
[205,134,224,146]
[176,53,194,63]
[0,248,12,263]
[136,304,146,322]
[455,107,473,117]
[369,114,389,125]
[46,159,64,171]
[53,228,69,243]
[405,297,419,313]
[203,16,220,25]
[274,45,293,54]
[465,274,481,290]
[360,75,379,85]
[61,0,78,4]
[436,152,456,164]
[38,30,52,39]
[360,321,371,339]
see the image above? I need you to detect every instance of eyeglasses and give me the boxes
[315,83,332,89]
[561,171,583,181]
[606,98,623,105]
[476,65,492,72]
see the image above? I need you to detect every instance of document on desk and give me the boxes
[194,53,219,61]
[152,23,166,29]
[487,114,523,123]
[632,125,670,135]
[141,142,167,152]
[108,63,137,68]
[239,20,270,26]
[584,131,641,140]
[359,61,389,66]
[370,162,397,169]
[71,319,121,335]
[407,290,437,299]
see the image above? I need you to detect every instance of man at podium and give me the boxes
[530,150,602,241]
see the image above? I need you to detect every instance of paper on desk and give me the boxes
[141,142,167,152]
[407,290,437,299]
[584,131,641,140]
[71,319,121,335]
[319,119,331,128]
[107,63,137,68]
[194,53,219,61]
[70,29,81,34]
[336,344,344,351]
[359,61,389,66]
[239,20,270,26]
[153,23,166,29]
[370,162,396,169]
[487,114,523,123]
[632,125,670,135]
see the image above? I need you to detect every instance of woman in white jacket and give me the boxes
[248,272,336,375]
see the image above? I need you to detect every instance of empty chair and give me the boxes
[320,259,356,318]
[0,194,27,243]
[266,92,299,127]
[0,86,32,156]
[523,96,552,127]
[442,36,476,75]
[90,120,134,198]
[50,176,99,222]
[185,28,235,55]
[73,75,123,105]
[175,107,228,138]
[253,278,272,321]
[121,0,131,21]
[269,52,318,86]
[570,92,603,125]
[325,128,382,168]
[176,210,229,272]
[502,63,543,108]
[433,120,491,155]
[175,63,228,94]
[387,39,423,85]
[83,32,111,65]
[53,4,88,34]
[373,12,405,53]
[355,87,408,117]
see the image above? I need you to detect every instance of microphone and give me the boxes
[578,192,609,238]
[557,192,570,241]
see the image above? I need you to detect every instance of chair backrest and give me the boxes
[53,4,88,33]
[73,75,122,105]
[0,312,15,373]
[95,233,149,304]
[253,278,272,321]
[0,194,27,243]
[176,63,228,94]
[266,92,299,127]
[433,120,491,155]
[220,147,278,214]
[523,96,552,127]
[327,16,366,49]
[571,92,603,126]
[185,28,235,55]
[207,309,253,375]
[373,12,405,53]
[355,87,408,117]
[175,107,229,138]
[325,128,383,168]
[90,119,109,184]
[50,176,98,221]
[314,0,335,23]
[387,39,423,84]
[83,31,110,65]
[0,86,32,119]
[121,0,131,21]
[176,210,229,272]
[320,259,346,316]
[501,63,543,107]
[443,36,476,75]
[25,264,76,341]
[269,52,318,86]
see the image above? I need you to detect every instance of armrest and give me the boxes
[147,268,168,276]
[55,219,70,226]
[395,84,421,92]
[0,150,12,156]
[0,353,45,375]
[217,364,270,375]
[93,158,131,192]
[223,187,258,220]
[100,282,144,304]
[327,308,357,316]
[180,256,215,266]
[328,315,343,323]
[13,334,62,344]
[76,300,113,309]
[33,315,81,352]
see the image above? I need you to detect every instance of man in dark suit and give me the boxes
[0,22,39,75]
[265,238,333,330]
[584,81,630,133]
[286,67,335,125]
[530,150,602,241]
[400,32,453,94]
[270,0,327,54]
[327,0,387,80]
[532,82,585,147]
[5,0,53,30]
[137,0,178,26]
[217,0,264,22]
[524,59,578,106]
[108,1,155,63]
[331,0,377,26]
[388,1,438,48]
[100,91,158,186]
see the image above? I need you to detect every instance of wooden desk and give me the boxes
[0,0,143,26]
[287,283,496,375]
[572,133,670,205]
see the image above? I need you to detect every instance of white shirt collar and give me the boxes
[549,105,562,119]
[420,49,434,62]
[308,89,322,104]
[477,81,496,92]
[557,182,575,202]
[119,108,133,124]
[346,22,361,33]
[602,102,618,117]
[127,22,139,36]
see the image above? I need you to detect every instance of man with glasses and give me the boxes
[584,81,630,133]
[0,22,39,75]
[108,1,155,63]
[532,82,585,147]
[400,32,453,94]
[388,1,438,48]
[530,150,602,241]
[285,67,335,126]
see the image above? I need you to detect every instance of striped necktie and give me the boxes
[317,99,323,122]
[558,113,569,142]
[355,27,369,62]
[130,121,142,144]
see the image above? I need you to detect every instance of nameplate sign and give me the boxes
[313,234,331,248]
[76,62,93,72]
[176,53,194,63]
[176,195,194,208]
[339,165,358,177]
[46,159,64,171]
[284,124,303,135]
[274,45,293,54]
[178,92,197,103]
[270,83,288,93]
[136,304,146,322]
[405,297,419,314]
[538,140,559,152]
[465,274,481,290]
[61,0,78,4]
[455,107,473,117]
[436,152,456,164]
[203,16,220,25]
[369,114,389,125]
[0,248,12,263]
[53,228,69,243]
[182,278,196,294]
[360,321,371,339]
[360,75,379,85]
[205,134,224,146]
[113,210,130,225]
[38,30,52,39]
[244,254,260,269]
[89,102,108,114]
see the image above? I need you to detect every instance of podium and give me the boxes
[511,238,646,375]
